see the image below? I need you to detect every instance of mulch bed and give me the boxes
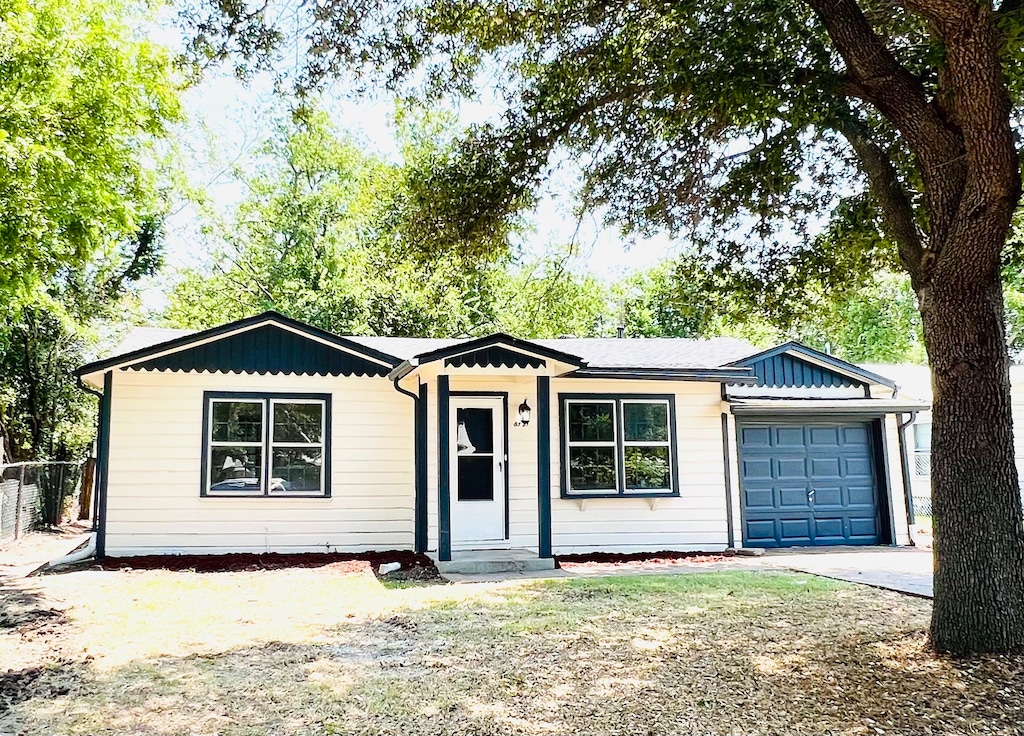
[98,551,436,574]
[556,550,727,565]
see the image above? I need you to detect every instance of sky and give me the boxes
[156,60,681,307]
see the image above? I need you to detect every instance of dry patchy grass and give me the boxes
[2,565,1023,735]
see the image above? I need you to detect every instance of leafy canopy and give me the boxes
[0,0,182,306]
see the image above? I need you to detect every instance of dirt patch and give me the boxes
[97,550,434,573]
[376,563,445,584]
[555,549,726,564]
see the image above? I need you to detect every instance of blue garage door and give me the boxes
[738,421,881,547]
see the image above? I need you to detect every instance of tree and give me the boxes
[186,0,1024,653]
[0,0,181,307]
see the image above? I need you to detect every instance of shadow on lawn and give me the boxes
[5,573,1024,735]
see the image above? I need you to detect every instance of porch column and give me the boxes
[437,374,451,561]
[537,375,552,558]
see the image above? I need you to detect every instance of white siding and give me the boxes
[881,414,912,545]
[550,378,731,554]
[105,369,415,555]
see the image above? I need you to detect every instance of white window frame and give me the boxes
[564,399,619,495]
[620,399,674,494]
[268,398,327,496]
[207,399,266,496]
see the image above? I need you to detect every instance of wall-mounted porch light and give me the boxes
[516,398,532,427]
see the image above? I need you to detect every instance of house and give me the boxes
[75,311,927,565]
[861,363,1024,520]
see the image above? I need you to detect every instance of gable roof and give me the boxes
[76,311,399,378]
[728,341,897,389]
[79,313,767,383]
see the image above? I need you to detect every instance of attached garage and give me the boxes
[737,419,891,547]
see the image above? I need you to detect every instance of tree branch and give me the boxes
[837,118,926,285]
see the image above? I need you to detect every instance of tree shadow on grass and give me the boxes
[5,572,1024,735]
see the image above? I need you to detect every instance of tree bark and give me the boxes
[921,262,1024,654]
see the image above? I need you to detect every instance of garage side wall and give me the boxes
[104,369,415,556]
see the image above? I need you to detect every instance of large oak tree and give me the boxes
[186,0,1024,653]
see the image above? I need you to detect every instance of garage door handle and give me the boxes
[808,489,815,504]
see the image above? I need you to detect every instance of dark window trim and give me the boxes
[450,391,510,540]
[200,391,332,498]
[557,393,680,499]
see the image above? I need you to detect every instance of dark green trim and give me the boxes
[450,391,510,540]
[721,412,735,549]
[414,333,584,367]
[897,412,917,526]
[557,393,680,499]
[446,347,545,370]
[200,391,332,498]
[437,375,451,561]
[95,371,113,559]
[537,376,552,558]
[570,367,755,383]
[415,383,429,553]
[76,310,400,377]
[727,341,896,389]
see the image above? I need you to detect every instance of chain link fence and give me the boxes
[1,461,85,547]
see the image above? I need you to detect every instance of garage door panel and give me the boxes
[774,426,805,448]
[745,519,778,544]
[813,517,844,539]
[808,426,840,447]
[844,456,873,478]
[742,457,773,479]
[847,484,876,506]
[776,457,808,479]
[842,426,870,445]
[811,485,843,507]
[779,517,813,543]
[744,488,776,510]
[741,426,771,448]
[848,517,879,538]
[809,456,841,478]
[739,420,882,548]
[778,487,811,508]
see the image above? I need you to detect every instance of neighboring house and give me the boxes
[76,312,926,562]
[862,363,1024,518]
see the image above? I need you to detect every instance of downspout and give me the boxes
[391,374,427,553]
[897,411,918,532]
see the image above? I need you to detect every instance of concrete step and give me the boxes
[431,549,556,575]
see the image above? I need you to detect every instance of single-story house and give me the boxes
[76,311,928,564]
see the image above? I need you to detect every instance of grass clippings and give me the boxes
[2,565,1023,735]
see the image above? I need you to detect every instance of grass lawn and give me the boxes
[2,563,1023,735]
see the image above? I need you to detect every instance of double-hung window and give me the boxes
[203,392,330,497]
[561,395,677,497]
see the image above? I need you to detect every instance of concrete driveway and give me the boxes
[760,546,934,597]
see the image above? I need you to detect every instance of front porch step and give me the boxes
[430,549,556,575]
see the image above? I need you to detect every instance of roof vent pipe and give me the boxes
[616,326,625,339]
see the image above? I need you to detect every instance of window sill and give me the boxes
[202,492,331,499]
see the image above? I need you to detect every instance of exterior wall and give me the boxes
[105,368,415,555]
[549,378,731,554]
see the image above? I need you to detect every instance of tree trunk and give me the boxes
[921,267,1024,654]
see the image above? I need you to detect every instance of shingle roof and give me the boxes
[103,326,759,371]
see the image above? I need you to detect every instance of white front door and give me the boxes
[450,396,506,547]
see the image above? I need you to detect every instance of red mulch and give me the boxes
[98,550,434,573]
[555,550,729,565]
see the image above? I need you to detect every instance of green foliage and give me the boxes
[165,108,613,339]
[0,0,182,307]
[0,0,182,461]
